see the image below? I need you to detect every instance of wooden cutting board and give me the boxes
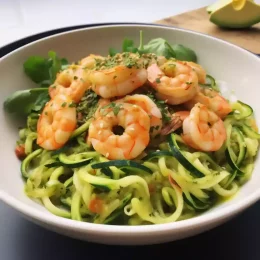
[155,7,260,54]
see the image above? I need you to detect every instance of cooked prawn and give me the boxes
[89,66,147,99]
[161,111,190,135]
[184,87,232,118]
[94,98,111,118]
[147,60,199,105]
[49,65,90,103]
[88,53,147,98]
[157,56,168,66]
[139,54,167,68]
[185,61,206,84]
[88,103,150,160]
[116,94,162,137]
[37,95,77,150]
[182,103,226,151]
[79,54,105,69]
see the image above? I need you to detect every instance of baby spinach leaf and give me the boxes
[108,31,198,63]
[109,38,139,56]
[3,88,49,117]
[31,90,50,112]
[48,51,62,83]
[23,51,67,86]
[171,44,197,62]
[122,38,138,53]
[23,56,51,84]
[5,51,66,119]
[39,80,52,88]
[109,47,119,57]
[61,58,69,70]
[122,38,134,52]
[143,38,176,58]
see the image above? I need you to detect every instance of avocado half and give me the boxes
[208,0,260,29]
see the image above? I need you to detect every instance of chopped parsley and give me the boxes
[74,76,78,80]
[76,89,100,125]
[69,102,76,108]
[101,102,122,116]
[61,102,67,107]
[113,104,122,116]
[95,52,140,70]
[155,78,161,83]
[147,91,171,123]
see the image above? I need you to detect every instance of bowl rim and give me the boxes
[1,23,260,235]
[1,22,259,58]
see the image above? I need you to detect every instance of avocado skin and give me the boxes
[210,16,260,29]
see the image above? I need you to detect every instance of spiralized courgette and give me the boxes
[18,99,259,225]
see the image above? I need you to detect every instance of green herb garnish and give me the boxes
[76,90,100,125]
[69,102,76,108]
[108,30,197,62]
[3,88,50,117]
[23,51,68,86]
[147,91,171,123]
[101,102,122,116]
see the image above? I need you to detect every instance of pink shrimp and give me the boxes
[182,103,227,151]
[147,60,199,105]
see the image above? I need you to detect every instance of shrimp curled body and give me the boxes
[147,60,199,105]
[185,87,232,119]
[116,94,162,137]
[182,103,226,152]
[49,65,90,103]
[88,103,150,160]
[79,54,105,69]
[37,95,77,150]
[186,61,206,84]
[89,66,147,99]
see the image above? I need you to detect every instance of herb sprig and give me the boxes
[4,51,67,117]
[109,30,197,62]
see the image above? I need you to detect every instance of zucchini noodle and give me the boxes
[24,132,37,154]
[16,95,259,225]
[16,93,259,226]
[10,52,259,226]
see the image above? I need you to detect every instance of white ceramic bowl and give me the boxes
[1,24,260,245]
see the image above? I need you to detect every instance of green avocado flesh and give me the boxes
[208,0,260,28]
[207,0,231,14]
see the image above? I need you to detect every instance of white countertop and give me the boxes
[0,0,215,47]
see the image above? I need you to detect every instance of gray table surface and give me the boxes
[1,200,260,260]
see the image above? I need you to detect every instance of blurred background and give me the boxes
[0,0,216,46]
